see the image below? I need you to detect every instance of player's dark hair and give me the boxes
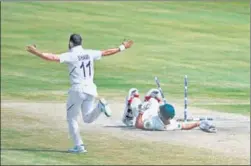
[69,34,82,49]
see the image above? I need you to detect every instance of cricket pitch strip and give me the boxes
[1,100,250,161]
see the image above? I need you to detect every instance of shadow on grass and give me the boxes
[1,148,68,153]
[103,125,212,133]
[103,125,177,132]
[103,125,139,130]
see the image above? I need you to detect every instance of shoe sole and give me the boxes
[200,127,217,133]
[68,151,87,154]
[68,149,87,153]
[99,99,112,117]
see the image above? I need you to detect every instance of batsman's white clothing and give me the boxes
[59,46,103,146]
[141,98,181,131]
[123,96,179,131]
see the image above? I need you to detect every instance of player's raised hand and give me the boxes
[26,44,37,54]
[122,40,134,49]
[101,40,134,56]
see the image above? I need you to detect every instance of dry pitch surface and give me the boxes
[2,99,250,161]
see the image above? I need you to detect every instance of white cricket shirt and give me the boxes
[59,46,102,97]
[141,98,181,131]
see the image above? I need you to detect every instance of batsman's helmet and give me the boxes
[159,103,175,119]
[69,34,82,49]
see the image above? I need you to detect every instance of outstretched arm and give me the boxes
[180,121,200,130]
[101,40,133,57]
[26,45,60,62]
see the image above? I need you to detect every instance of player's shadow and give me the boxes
[1,148,68,153]
[103,125,168,133]
[104,125,139,131]
[104,125,204,133]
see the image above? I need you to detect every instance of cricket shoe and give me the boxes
[122,88,141,127]
[68,144,87,153]
[145,89,162,103]
[122,118,134,127]
[127,88,140,100]
[199,120,217,133]
[99,98,112,117]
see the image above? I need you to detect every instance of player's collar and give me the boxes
[70,45,83,52]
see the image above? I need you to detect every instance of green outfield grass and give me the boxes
[1,108,249,165]
[1,2,250,115]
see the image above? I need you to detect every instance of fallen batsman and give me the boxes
[122,88,217,133]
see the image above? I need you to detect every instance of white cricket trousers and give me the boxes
[66,89,101,146]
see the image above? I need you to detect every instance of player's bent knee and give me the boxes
[82,117,92,123]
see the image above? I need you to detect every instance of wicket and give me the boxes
[177,75,214,122]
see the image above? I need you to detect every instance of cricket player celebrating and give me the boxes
[122,88,217,132]
[26,34,133,153]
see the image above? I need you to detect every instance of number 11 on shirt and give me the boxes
[80,61,91,78]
